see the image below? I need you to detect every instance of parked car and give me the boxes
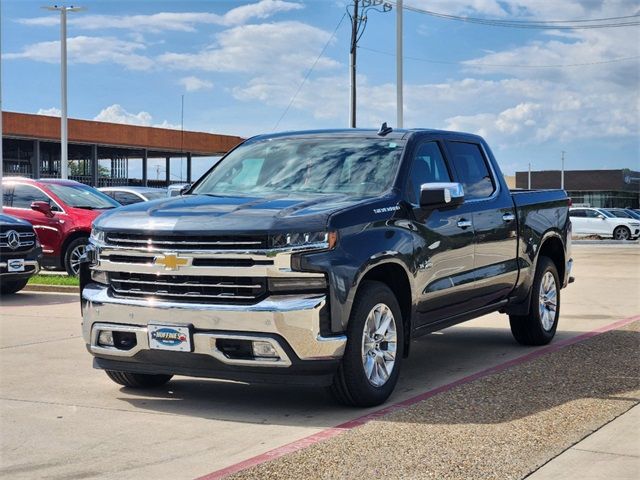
[99,187,168,205]
[604,208,640,221]
[0,213,42,294]
[570,207,640,240]
[81,127,573,407]
[167,183,191,197]
[2,178,120,275]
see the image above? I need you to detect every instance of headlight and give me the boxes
[90,228,105,243]
[270,231,337,249]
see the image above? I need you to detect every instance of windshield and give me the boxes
[607,210,632,218]
[625,209,640,220]
[193,137,406,197]
[48,184,119,209]
[597,209,614,218]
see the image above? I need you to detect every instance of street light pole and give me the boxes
[45,5,83,180]
[561,150,565,190]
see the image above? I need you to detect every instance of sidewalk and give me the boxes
[528,404,640,480]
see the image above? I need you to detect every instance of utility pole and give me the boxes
[396,0,403,128]
[45,5,84,180]
[561,150,565,190]
[349,0,359,128]
[528,163,532,189]
[348,0,392,128]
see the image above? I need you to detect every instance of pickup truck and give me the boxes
[80,127,573,407]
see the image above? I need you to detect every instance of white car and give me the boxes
[569,207,640,241]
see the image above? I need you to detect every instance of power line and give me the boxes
[359,45,640,68]
[387,1,640,29]
[272,12,347,131]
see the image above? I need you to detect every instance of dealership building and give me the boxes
[1,111,243,187]
[515,169,640,208]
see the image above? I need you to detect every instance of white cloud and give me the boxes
[37,107,61,117]
[179,76,214,92]
[5,36,153,70]
[93,104,180,129]
[159,21,338,74]
[17,0,303,32]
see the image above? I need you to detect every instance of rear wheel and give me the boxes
[509,256,560,345]
[328,281,404,407]
[613,226,631,241]
[0,278,29,295]
[105,370,173,388]
[64,237,88,276]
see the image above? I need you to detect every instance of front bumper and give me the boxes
[0,260,40,280]
[81,284,347,382]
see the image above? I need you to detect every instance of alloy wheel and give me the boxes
[361,303,397,387]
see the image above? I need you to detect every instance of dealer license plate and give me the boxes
[7,259,25,272]
[148,325,191,352]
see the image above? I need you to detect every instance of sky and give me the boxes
[2,0,639,180]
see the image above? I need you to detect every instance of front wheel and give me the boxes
[613,226,631,241]
[328,281,404,407]
[64,237,89,276]
[509,256,560,345]
[105,370,173,388]
[0,278,29,295]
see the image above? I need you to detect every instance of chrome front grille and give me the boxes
[109,272,267,304]
[0,231,36,253]
[105,232,269,250]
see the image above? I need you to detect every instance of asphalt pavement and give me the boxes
[0,245,638,479]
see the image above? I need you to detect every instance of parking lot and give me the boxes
[1,245,638,479]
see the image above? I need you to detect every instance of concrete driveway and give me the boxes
[1,245,638,479]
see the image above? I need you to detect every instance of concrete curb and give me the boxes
[24,284,79,293]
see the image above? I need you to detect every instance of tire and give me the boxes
[105,370,173,388]
[328,280,404,407]
[613,226,631,241]
[509,256,560,346]
[0,278,29,295]
[64,237,89,276]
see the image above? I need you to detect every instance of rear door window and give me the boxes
[446,142,495,200]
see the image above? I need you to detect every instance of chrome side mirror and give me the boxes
[419,182,465,208]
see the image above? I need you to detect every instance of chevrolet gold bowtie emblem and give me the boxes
[153,253,190,271]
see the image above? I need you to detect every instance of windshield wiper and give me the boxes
[74,205,115,210]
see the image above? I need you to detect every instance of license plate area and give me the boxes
[148,324,192,352]
[7,259,25,272]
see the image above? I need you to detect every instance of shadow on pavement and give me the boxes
[111,325,638,427]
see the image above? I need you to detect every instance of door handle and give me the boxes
[502,213,516,223]
[457,219,472,229]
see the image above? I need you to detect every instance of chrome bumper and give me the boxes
[82,284,347,366]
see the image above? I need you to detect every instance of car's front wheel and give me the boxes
[105,370,173,388]
[613,226,631,241]
[328,280,403,407]
[0,278,29,295]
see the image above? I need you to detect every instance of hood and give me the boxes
[93,193,363,234]
[0,213,33,228]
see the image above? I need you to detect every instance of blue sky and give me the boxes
[2,0,639,180]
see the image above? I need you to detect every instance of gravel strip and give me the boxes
[228,321,640,480]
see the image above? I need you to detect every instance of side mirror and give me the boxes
[179,184,192,195]
[30,201,54,217]
[597,214,605,220]
[420,182,464,208]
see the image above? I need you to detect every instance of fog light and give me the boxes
[98,330,114,347]
[91,269,108,285]
[252,340,278,358]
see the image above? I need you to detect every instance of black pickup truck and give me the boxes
[81,127,573,406]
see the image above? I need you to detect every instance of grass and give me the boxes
[28,274,79,286]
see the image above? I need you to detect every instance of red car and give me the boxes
[1,178,120,275]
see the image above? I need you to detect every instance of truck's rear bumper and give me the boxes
[81,284,346,382]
